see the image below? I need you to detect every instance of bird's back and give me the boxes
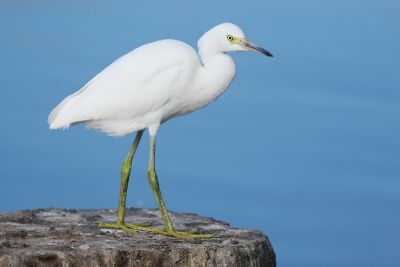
[48,39,201,136]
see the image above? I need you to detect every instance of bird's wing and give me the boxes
[49,40,199,130]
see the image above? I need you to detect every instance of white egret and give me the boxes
[48,23,273,239]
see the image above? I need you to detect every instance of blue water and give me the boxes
[0,1,399,266]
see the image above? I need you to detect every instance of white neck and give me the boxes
[170,48,237,116]
[197,51,236,102]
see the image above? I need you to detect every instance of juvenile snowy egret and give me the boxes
[48,23,273,239]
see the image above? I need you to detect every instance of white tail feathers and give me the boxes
[48,94,79,129]
[48,79,96,129]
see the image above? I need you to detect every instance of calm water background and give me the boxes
[0,1,399,266]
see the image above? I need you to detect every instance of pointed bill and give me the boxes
[240,39,273,57]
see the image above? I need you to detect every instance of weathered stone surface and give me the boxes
[0,208,276,267]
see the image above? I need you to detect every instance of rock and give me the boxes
[0,208,276,267]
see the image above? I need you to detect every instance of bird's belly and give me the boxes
[160,82,231,123]
[166,99,208,119]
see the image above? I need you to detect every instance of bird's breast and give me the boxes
[162,53,236,120]
[191,54,236,108]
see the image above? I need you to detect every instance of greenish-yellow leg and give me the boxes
[145,135,215,239]
[99,130,149,233]
[99,131,214,239]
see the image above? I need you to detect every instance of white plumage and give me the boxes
[48,23,272,136]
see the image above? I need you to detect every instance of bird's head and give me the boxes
[198,22,273,58]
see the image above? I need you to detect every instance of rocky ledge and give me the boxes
[0,208,276,267]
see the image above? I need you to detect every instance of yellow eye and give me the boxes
[227,35,234,41]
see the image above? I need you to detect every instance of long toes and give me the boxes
[145,229,215,239]
[168,231,216,239]
[124,223,155,229]
[124,224,165,233]
[98,223,138,234]
[182,233,215,239]
[98,223,120,229]
[119,224,138,234]
[177,229,203,234]
[98,223,214,239]
[125,223,152,227]
[135,223,152,227]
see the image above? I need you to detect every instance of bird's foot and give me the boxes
[154,229,215,239]
[98,222,151,234]
[131,224,215,239]
[99,222,214,239]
